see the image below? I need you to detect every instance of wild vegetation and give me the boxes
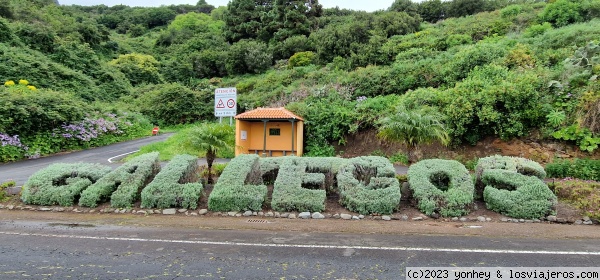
[1,0,600,162]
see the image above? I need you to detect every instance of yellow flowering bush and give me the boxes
[27,85,37,91]
[4,80,15,86]
[19,79,29,85]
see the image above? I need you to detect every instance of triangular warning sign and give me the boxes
[216,99,225,108]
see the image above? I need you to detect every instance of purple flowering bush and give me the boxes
[0,133,29,161]
[51,112,150,150]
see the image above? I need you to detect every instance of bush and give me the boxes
[553,178,600,220]
[539,0,583,27]
[79,152,160,208]
[271,157,326,212]
[407,159,475,217]
[337,156,400,215]
[545,158,600,181]
[208,154,267,212]
[289,51,316,68]
[21,163,112,206]
[482,169,557,219]
[475,155,546,198]
[136,83,213,126]
[140,154,203,209]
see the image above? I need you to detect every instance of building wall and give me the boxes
[236,119,304,157]
[235,119,251,156]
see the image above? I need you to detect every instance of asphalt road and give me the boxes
[0,218,598,279]
[0,135,408,186]
[0,134,176,185]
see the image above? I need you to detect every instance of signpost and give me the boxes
[215,87,237,125]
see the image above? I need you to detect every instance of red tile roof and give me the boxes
[235,107,304,121]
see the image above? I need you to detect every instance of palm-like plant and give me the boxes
[377,106,450,163]
[188,123,234,184]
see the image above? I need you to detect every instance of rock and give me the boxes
[7,205,14,210]
[119,209,127,214]
[299,212,311,219]
[412,217,423,221]
[243,211,253,217]
[39,207,52,211]
[533,219,541,223]
[274,212,281,218]
[154,210,162,214]
[162,209,177,215]
[137,210,147,215]
[452,217,459,222]
[557,218,567,223]
[312,212,325,219]
[89,209,96,213]
[235,213,242,217]
[352,216,360,220]
[382,216,391,221]
[198,209,208,215]
[583,220,593,225]
[525,220,533,223]
[265,211,273,217]
[547,215,557,222]
[373,216,382,220]
[575,220,583,225]
[358,215,365,219]
[485,218,491,222]
[0,204,3,209]
[178,209,187,213]
[501,218,509,222]
[401,215,409,221]
[114,209,119,213]
[333,214,341,219]
[73,209,82,213]
[288,214,296,219]
[583,216,591,222]
[519,219,525,223]
[477,216,486,222]
[459,218,467,222]
[281,213,289,218]
[512,219,519,223]
[104,208,114,213]
[191,212,198,216]
[256,212,261,216]
[473,204,478,211]
[340,214,352,220]
[227,212,237,217]
[325,214,333,218]
[430,213,440,219]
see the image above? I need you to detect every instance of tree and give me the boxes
[389,0,418,16]
[223,0,270,42]
[377,106,449,163]
[187,123,234,184]
[417,0,445,22]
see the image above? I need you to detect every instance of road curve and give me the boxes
[0,134,173,185]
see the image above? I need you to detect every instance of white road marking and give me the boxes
[107,150,139,163]
[1,231,598,256]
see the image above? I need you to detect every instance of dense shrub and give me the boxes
[21,163,112,206]
[545,158,600,181]
[475,155,546,198]
[208,154,267,212]
[79,152,160,208]
[136,83,213,125]
[271,157,326,212]
[539,0,583,27]
[482,169,557,219]
[288,51,316,68]
[337,156,400,215]
[407,159,474,217]
[140,154,203,209]
[553,178,600,220]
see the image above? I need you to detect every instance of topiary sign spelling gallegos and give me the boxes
[20,154,556,218]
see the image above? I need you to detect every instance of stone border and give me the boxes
[0,203,595,225]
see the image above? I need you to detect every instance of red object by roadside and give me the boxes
[152,127,159,136]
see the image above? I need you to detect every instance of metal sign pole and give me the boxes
[220,117,222,123]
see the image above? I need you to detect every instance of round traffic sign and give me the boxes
[227,99,236,108]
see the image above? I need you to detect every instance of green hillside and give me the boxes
[1,0,599,161]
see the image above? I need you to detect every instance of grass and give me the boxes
[126,122,235,161]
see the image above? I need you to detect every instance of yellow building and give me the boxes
[235,107,304,157]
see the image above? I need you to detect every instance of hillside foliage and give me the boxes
[2,0,600,161]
